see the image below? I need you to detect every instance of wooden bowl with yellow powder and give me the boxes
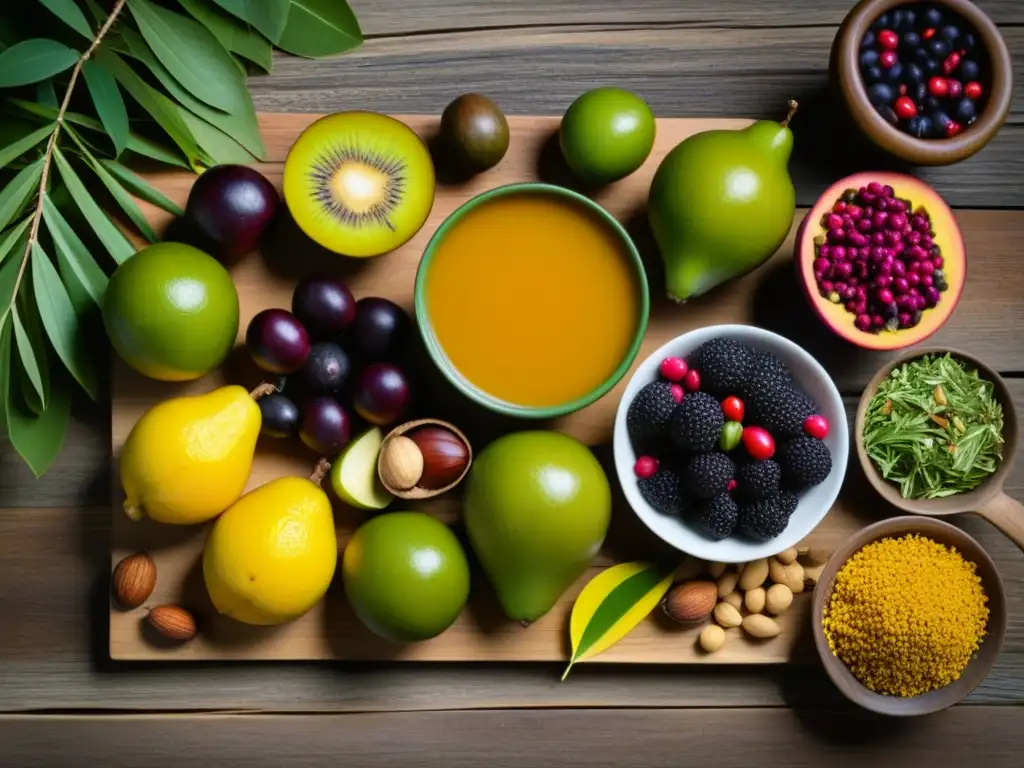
[812,516,1006,717]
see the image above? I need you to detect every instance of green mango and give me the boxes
[648,102,798,302]
[463,431,611,623]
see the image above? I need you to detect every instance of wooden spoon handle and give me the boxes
[975,492,1024,551]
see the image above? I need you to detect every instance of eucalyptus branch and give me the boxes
[4,0,128,320]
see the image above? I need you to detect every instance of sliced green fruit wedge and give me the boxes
[331,427,394,510]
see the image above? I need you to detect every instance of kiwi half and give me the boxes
[283,112,436,258]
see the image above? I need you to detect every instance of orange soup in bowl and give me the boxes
[417,184,648,417]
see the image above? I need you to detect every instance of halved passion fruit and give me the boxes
[795,172,965,350]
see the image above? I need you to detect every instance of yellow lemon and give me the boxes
[203,472,338,626]
[120,385,261,525]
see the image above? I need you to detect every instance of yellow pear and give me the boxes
[120,384,264,525]
[203,461,338,626]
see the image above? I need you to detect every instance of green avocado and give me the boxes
[559,87,656,184]
[648,103,798,302]
[463,431,611,623]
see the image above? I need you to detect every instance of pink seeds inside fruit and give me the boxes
[813,184,949,333]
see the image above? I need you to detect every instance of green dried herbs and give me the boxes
[863,354,1004,499]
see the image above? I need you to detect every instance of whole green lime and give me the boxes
[103,242,239,381]
[343,511,470,642]
[559,87,656,184]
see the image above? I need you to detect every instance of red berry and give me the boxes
[946,120,963,138]
[922,27,936,40]
[741,426,775,461]
[894,96,917,120]
[898,84,907,96]
[659,356,688,382]
[965,81,983,100]
[670,383,684,403]
[634,455,659,479]
[727,479,738,493]
[803,414,830,440]
[878,29,898,50]
[721,395,745,422]
[928,77,949,98]
[943,52,961,75]
[682,369,701,392]
[947,79,963,99]
[879,50,897,69]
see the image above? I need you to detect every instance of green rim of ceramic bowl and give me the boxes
[415,182,650,419]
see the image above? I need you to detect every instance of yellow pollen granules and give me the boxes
[822,533,988,698]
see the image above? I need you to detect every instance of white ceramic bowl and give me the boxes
[613,324,849,563]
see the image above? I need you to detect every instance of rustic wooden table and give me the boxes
[1,0,1022,764]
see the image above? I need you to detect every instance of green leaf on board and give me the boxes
[65,127,157,241]
[0,218,32,268]
[176,0,273,72]
[39,0,95,39]
[41,195,108,311]
[36,79,59,108]
[81,59,129,157]
[209,0,289,45]
[91,48,204,170]
[5,346,71,478]
[0,158,44,233]
[12,304,48,412]
[98,159,184,216]
[563,562,676,680]
[52,147,135,264]
[0,39,79,89]
[128,0,246,114]
[31,241,98,400]
[0,122,54,171]
[179,103,259,165]
[277,0,363,58]
[119,26,266,160]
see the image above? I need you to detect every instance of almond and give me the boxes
[744,586,766,614]
[738,557,769,590]
[765,583,793,616]
[147,604,197,641]
[775,547,798,565]
[699,624,726,653]
[713,601,742,629]
[663,580,717,623]
[721,591,743,610]
[741,614,781,639]
[112,552,156,609]
[716,569,740,597]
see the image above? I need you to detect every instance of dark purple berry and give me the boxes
[963,32,978,50]
[351,297,410,361]
[939,25,960,43]
[955,97,976,123]
[927,38,950,58]
[923,7,942,27]
[292,275,356,338]
[246,309,311,375]
[299,396,351,454]
[877,105,899,125]
[860,49,879,69]
[885,62,903,82]
[183,165,278,264]
[907,115,932,137]
[865,65,883,83]
[872,12,891,30]
[868,82,895,106]
[258,394,301,438]
[861,30,875,48]
[960,60,980,81]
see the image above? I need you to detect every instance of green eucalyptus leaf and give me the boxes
[0,218,32,268]
[277,0,363,58]
[119,27,266,159]
[180,109,257,164]
[91,48,203,170]
[12,304,48,412]
[0,230,28,321]
[81,59,129,157]
[52,147,134,264]
[84,0,106,24]
[65,127,157,241]
[36,79,59,108]
[0,314,10,434]
[39,0,94,39]
[0,39,79,89]
[41,195,108,311]
[98,159,184,216]
[128,0,246,113]
[0,158,43,233]
[176,0,273,72]
[209,0,289,45]
[5,351,71,478]
[31,241,98,400]
[0,122,54,171]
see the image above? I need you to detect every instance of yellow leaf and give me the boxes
[562,562,675,680]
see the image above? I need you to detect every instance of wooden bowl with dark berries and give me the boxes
[831,0,1013,166]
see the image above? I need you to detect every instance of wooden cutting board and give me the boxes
[111,113,870,663]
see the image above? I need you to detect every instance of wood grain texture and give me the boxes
[2,708,1023,767]
[108,114,1024,662]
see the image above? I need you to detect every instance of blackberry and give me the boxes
[777,436,833,490]
[737,493,792,542]
[748,386,815,439]
[627,381,678,451]
[692,338,754,396]
[735,459,781,501]
[694,493,739,541]
[670,391,724,453]
[638,468,687,515]
[776,488,799,518]
[740,351,792,401]
[682,452,735,500]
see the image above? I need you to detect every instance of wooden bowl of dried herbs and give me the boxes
[855,348,1023,550]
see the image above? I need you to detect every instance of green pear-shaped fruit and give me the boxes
[649,101,798,302]
[463,431,611,623]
